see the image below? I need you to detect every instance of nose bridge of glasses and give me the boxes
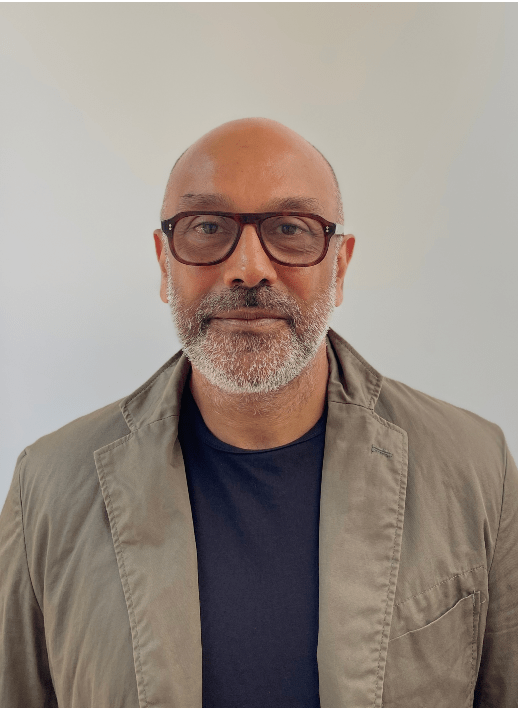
[235,219,267,255]
[239,213,257,225]
[227,216,276,270]
[236,212,263,237]
[221,217,277,285]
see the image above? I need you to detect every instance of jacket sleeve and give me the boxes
[0,451,57,707]
[474,442,518,706]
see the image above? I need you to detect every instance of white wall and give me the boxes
[1,3,517,505]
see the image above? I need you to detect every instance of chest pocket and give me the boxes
[382,591,482,708]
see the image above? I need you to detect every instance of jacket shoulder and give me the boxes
[16,350,186,498]
[376,375,506,466]
[25,397,130,458]
[19,398,130,489]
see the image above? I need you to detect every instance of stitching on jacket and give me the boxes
[96,414,178,458]
[388,591,478,643]
[393,565,487,607]
[373,426,406,707]
[327,399,368,409]
[327,400,393,419]
[122,407,136,431]
[96,452,149,708]
[97,432,134,454]
[371,445,393,458]
[368,389,379,412]
[147,414,179,427]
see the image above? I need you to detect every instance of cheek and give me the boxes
[170,263,221,303]
[277,262,333,303]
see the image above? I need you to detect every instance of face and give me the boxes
[153,122,355,394]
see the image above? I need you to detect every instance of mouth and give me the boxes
[210,309,288,328]
[212,309,286,321]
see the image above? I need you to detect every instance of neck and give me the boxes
[189,342,329,450]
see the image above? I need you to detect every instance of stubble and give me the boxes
[163,241,338,395]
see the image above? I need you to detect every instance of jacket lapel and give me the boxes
[318,332,408,708]
[94,331,408,708]
[94,354,202,708]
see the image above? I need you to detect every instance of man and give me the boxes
[0,118,516,708]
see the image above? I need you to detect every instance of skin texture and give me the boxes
[153,117,355,449]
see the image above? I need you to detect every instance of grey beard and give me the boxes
[164,253,337,394]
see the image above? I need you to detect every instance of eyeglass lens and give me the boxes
[173,214,326,265]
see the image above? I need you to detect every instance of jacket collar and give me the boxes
[95,328,407,708]
[326,328,383,409]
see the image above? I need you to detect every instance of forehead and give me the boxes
[164,133,337,219]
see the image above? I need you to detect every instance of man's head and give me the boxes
[153,117,355,394]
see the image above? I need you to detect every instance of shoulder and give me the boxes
[17,352,185,496]
[18,398,131,497]
[377,375,506,474]
[327,328,506,463]
[18,350,187,487]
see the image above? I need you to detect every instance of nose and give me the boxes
[221,224,278,289]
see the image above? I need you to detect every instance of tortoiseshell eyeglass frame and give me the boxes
[160,211,345,267]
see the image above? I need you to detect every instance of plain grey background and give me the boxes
[1,3,517,507]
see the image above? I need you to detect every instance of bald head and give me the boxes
[160,118,343,225]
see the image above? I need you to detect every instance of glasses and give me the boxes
[161,211,345,267]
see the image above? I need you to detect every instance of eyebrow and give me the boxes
[177,193,326,215]
[177,193,234,211]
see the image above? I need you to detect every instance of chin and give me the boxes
[191,344,317,396]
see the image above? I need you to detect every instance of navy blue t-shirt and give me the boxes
[178,385,326,708]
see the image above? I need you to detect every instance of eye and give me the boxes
[198,222,219,235]
[280,223,299,236]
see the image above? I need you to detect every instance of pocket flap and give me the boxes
[382,591,481,708]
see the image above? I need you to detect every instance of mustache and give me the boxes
[193,285,302,327]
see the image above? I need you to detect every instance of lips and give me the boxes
[212,309,286,321]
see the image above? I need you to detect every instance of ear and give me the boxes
[153,229,170,304]
[334,235,355,307]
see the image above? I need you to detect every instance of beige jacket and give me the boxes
[1,329,516,708]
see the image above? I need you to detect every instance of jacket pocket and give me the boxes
[382,591,481,708]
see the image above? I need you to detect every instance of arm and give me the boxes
[0,451,57,707]
[474,442,518,706]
